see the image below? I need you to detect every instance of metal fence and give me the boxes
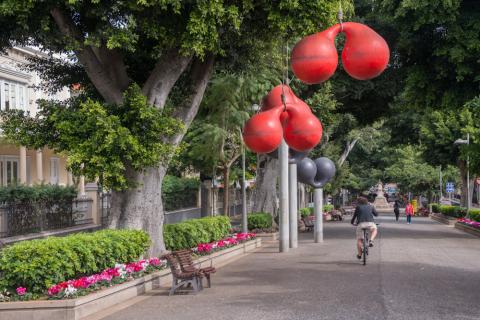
[0,200,76,238]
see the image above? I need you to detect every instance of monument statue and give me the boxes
[373,181,390,210]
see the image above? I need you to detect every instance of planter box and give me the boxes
[255,232,278,241]
[0,238,262,320]
[430,213,457,226]
[455,222,480,238]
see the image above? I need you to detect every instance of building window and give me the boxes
[0,156,20,186]
[50,158,59,185]
[0,79,27,111]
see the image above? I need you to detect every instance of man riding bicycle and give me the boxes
[351,197,378,259]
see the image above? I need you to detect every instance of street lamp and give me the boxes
[454,133,470,216]
[241,104,260,233]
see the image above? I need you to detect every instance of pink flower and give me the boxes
[47,285,62,296]
[197,243,213,253]
[100,271,113,282]
[16,287,26,296]
[149,257,160,266]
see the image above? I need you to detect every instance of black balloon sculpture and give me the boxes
[297,157,336,188]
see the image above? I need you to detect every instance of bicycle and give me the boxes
[359,223,380,266]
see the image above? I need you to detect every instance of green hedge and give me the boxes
[469,209,480,222]
[247,213,273,230]
[162,175,199,211]
[0,229,150,293]
[432,204,467,218]
[163,216,231,251]
[0,184,77,203]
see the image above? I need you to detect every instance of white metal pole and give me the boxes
[279,138,290,252]
[467,133,470,217]
[242,144,248,233]
[314,188,324,243]
[289,163,298,249]
[439,166,443,200]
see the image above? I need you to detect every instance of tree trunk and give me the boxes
[252,154,278,217]
[298,183,307,209]
[222,166,230,216]
[108,165,167,256]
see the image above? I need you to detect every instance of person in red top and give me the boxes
[405,202,414,224]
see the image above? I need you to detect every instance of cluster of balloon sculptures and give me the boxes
[241,20,389,249]
[243,22,389,153]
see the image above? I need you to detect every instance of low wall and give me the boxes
[430,213,457,226]
[0,238,262,320]
[455,222,480,238]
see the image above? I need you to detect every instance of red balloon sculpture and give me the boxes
[243,86,323,153]
[243,108,283,154]
[291,22,389,83]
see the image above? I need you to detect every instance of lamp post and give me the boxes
[241,104,260,233]
[454,133,470,216]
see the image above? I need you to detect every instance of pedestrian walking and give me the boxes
[394,200,400,222]
[405,202,414,224]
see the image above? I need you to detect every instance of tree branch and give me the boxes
[338,137,359,167]
[167,55,215,146]
[142,48,193,109]
[50,7,125,104]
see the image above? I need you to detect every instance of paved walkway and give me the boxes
[91,216,480,320]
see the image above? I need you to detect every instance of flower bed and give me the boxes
[194,232,256,255]
[457,218,480,229]
[0,233,255,302]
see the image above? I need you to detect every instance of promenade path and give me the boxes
[89,216,480,320]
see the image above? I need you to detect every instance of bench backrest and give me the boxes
[174,249,196,273]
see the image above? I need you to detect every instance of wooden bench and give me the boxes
[174,249,216,288]
[302,216,314,232]
[162,253,202,295]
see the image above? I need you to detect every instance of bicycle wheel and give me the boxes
[362,229,368,265]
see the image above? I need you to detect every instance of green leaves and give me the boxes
[0,84,182,190]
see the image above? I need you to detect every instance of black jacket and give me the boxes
[351,204,378,224]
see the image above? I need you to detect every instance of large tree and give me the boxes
[0,0,352,254]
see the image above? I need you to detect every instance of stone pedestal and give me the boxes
[373,181,391,210]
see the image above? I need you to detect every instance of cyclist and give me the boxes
[351,197,378,259]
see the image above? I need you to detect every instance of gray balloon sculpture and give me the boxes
[297,157,336,188]
[267,148,310,164]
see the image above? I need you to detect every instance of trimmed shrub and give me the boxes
[163,216,231,251]
[431,203,440,213]
[299,208,312,218]
[0,229,150,293]
[323,204,334,212]
[247,213,273,230]
[0,184,77,203]
[299,205,333,217]
[439,205,467,218]
[468,209,480,222]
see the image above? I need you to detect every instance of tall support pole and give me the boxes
[314,188,324,243]
[467,133,470,217]
[439,166,443,200]
[279,138,290,252]
[289,163,298,249]
[241,143,248,233]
